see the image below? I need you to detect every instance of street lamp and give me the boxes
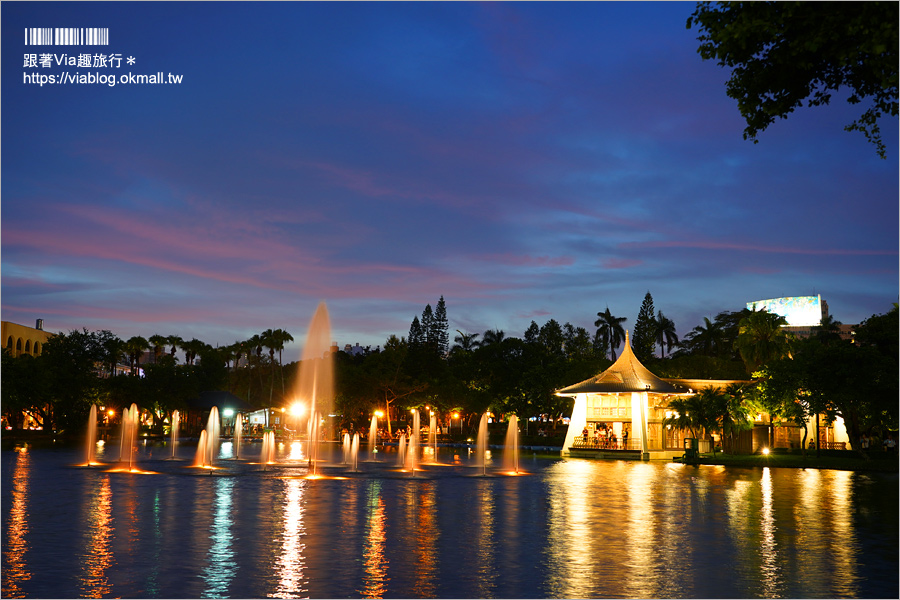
[452,412,461,435]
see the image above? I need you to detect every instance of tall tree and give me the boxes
[688,1,898,158]
[632,292,657,362]
[594,307,627,360]
[408,316,424,350]
[432,296,450,357]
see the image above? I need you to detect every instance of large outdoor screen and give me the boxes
[746,295,823,327]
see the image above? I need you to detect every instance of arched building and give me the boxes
[2,320,53,357]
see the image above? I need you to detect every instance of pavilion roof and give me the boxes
[556,331,685,395]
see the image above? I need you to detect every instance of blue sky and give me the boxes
[3,1,897,358]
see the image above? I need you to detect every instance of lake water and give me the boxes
[2,440,897,599]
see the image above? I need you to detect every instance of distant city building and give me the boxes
[746,295,855,341]
[2,319,53,357]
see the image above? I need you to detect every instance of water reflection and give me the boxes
[272,478,308,598]
[79,475,113,598]
[360,481,389,598]
[2,448,31,598]
[202,478,236,597]
[473,479,495,599]
[626,462,659,598]
[545,460,595,598]
[828,471,858,596]
[398,481,439,597]
[759,467,784,596]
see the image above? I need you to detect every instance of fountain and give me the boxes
[342,433,351,464]
[397,434,407,467]
[85,405,98,465]
[368,415,378,458]
[233,412,242,459]
[295,303,334,477]
[350,433,360,472]
[504,415,520,474]
[260,430,276,464]
[119,403,140,469]
[169,410,180,459]
[406,409,420,475]
[476,412,489,476]
[429,412,438,458]
[193,407,220,468]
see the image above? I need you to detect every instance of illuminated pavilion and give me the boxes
[557,331,749,460]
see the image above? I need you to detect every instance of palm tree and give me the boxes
[124,336,149,376]
[452,330,481,352]
[594,307,627,360]
[181,338,207,366]
[734,309,791,374]
[481,329,506,346]
[654,311,679,358]
[689,317,725,357]
[814,314,843,345]
[166,335,183,362]
[101,335,126,377]
[148,335,168,364]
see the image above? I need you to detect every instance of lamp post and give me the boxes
[452,412,461,436]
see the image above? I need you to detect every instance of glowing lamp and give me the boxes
[762,447,770,455]
[374,410,384,418]
[290,403,305,416]
[222,409,234,417]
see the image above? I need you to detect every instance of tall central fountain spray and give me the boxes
[295,303,334,477]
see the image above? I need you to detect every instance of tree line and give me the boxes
[3,294,897,455]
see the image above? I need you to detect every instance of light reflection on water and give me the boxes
[360,480,389,599]
[2,448,31,598]
[1,445,896,599]
[79,474,113,598]
[272,477,308,598]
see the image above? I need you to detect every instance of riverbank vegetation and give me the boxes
[3,296,897,457]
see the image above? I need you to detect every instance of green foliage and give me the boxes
[688,1,898,158]
[735,309,791,374]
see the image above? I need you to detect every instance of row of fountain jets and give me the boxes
[85,403,521,476]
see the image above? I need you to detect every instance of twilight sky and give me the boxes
[3,1,898,359]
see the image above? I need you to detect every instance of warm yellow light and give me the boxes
[452,412,459,419]
[290,403,305,416]
[762,447,770,455]
[374,410,384,418]
[107,409,115,417]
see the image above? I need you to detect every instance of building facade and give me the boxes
[2,319,53,357]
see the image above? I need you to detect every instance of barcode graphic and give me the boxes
[25,28,108,46]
